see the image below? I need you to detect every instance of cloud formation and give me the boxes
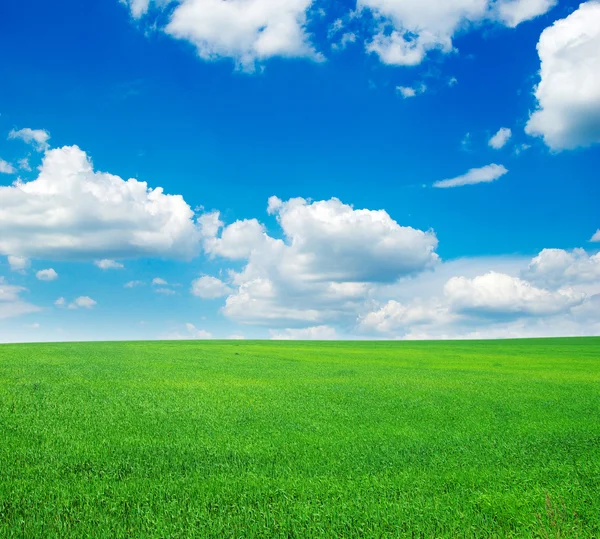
[488,127,512,149]
[0,144,201,261]
[525,2,600,150]
[7,256,29,273]
[360,249,598,339]
[95,259,124,270]
[433,164,508,188]
[0,158,16,174]
[444,271,583,316]
[8,128,50,151]
[36,268,58,281]
[0,277,41,319]
[191,275,232,299]
[201,196,439,326]
[360,0,556,66]
[123,0,556,70]
[126,0,320,70]
[522,248,600,289]
[270,325,338,340]
[68,296,97,309]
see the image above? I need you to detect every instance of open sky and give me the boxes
[0,0,599,341]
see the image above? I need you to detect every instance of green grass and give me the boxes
[0,338,599,537]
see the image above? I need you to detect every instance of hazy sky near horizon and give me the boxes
[0,0,599,342]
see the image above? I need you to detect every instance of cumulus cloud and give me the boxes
[0,144,201,260]
[270,325,338,340]
[360,0,555,66]
[0,277,41,319]
[360,250,600,339]
[488,127,512,149]
[68,296,96,309]
[360,298,453,334]
[522,248,600,289]
[0,158,16,174]
[146,0,321,71]
[54,297,66,306]
[433,164,508,188]
[203,217,266,259]
[8,128,50,152]
[444,271,584,316]
[525,2,600,150]
[36,268,58,281]
[191,275,232,299]
[152,277,168,286]
[94,259,124,270]
[396,84,426,98]
[7,256,29,273]
[202,196,439,326]
[495,0,556,28]
[591,230,600,242]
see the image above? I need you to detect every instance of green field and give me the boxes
[0,338,599,537]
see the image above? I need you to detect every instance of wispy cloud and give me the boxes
[434,164,508,188]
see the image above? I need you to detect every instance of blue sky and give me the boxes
[0,0,599,341]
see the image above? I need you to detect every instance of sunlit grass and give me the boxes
[0,338,599,537]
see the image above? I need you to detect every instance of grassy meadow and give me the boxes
[0,338,599,537]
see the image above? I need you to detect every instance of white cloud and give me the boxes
[525,2,600,150]
[8,128,50,152]
[54,297,66,306]
[495,0,556,28]
[17,158,31,172]
[155,288,176,295]
[360,298,453,334]
[591,230,600,242]
[514,143,531,155]
[0,277,41,320]
[121,0,151,18]
[444,271,584,316]
[488,127,512,149]
[0,158,15,174]
[191,275,232,299]
[433,164,508,188]
[396,83,426,99]
[203,218,266,259]
[68,296,96,309]
[164,322,212,339]
[36,268,58,281]
[360,250,600,339]
[185,322,212,339]
[360,0,555,66]
[397,86,416,98]
[8,256,29,273]
[202,196,439,326]
[123,0,556,70]
[94,259,124,270]
[124,280,145,288]
[152,277,168,285]
[0,144,201,260]
[332,32,357,51]
[270,325,338,340]
[160,0,320,71]
[522,248,600,289]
